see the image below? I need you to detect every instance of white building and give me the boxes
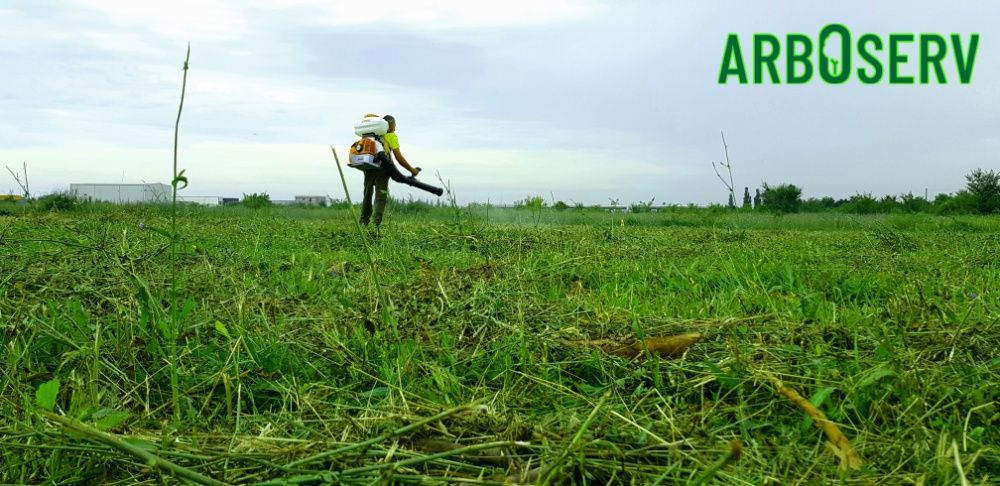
[70,183,171,203]
[178,195,222,206]
[294,195,329,206]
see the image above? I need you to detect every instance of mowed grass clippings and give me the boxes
[0,203,997,484]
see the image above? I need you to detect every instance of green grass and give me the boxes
[1,202,997,484]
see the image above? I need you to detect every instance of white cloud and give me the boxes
[67,0,250,41]
[264,0,606,33]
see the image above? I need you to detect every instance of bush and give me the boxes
[388,196,434,214]
[838,193,880,214]
[36,191,79,212]
[242,192,272,208]
[935,190,978,214]
[899,193,931,213]
[761,183,803,214]
[801,197,836,212]
[553,201,569,211]
[629,197,656,213]
[965,168,1000,214]
[514,196,546,210]
[327,199,352,209]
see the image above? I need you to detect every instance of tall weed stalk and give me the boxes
[436,171,462,232]
[168,44,191,421]
[331,147,397,334]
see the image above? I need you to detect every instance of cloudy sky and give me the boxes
[1,1,998,204]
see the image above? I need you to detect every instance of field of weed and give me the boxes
[1,203,998,484]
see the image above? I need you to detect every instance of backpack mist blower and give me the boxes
[347,114,444,197]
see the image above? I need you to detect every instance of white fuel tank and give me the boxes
[354,115,389,136]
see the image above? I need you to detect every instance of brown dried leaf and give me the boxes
[609,333,702,359]
[771,376,863,471]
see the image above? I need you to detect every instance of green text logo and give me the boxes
[719,24,980,84]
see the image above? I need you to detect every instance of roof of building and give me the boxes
[70,183,170,187]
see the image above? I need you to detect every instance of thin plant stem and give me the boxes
[285,399,479,468]
[330,146,396,332]
[40,411,228,486]
[436,171,461,233]
[169,43,190,422]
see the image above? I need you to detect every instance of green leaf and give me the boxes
[215,320,231,340]
[577,383,606,396]
[704,362,738,389]
[856,367,895,390]
[123,438,156,451]
[362,386,389,399]
[143,225,174,240]
[810,386,838,408]
[800,386,838,431]
[35,378,60,411]
[172,169,189,190]
[176,298,196,321]
[92,408,130,431]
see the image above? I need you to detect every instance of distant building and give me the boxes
[178,196,222,206]
[294,195,329,206]
[70,183,171,203]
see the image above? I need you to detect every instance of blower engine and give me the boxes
[348,115,444,197]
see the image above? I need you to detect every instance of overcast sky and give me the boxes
[2,1,998,204]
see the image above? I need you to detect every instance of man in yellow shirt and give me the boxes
[359,114,421,226]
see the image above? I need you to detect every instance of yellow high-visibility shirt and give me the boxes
[383,132,399,152]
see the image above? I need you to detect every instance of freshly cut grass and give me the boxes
[0,204,997,484]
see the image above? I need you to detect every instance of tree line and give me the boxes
[749,168,999,215]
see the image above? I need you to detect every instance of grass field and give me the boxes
[1,202,998,484]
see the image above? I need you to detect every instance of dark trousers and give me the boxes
[360,170,390,226]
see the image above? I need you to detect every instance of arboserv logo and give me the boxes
[719,24,980,84]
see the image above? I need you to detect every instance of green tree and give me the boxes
[761,183,802,214]
[965,168,1000,214]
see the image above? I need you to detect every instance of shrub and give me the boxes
[899,193,931,213]
[965,168,1000,214]
[761,183,803,214]
[801,197,836,212]
[36,191,79,212]
[242,192,272,208]
[935,190,978,214]
[629,197,656,213]
[327,199,352,209]
[514,196,546,210]
[388,196,434,214]
[552,200,569,211]
[839,193,880,214]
